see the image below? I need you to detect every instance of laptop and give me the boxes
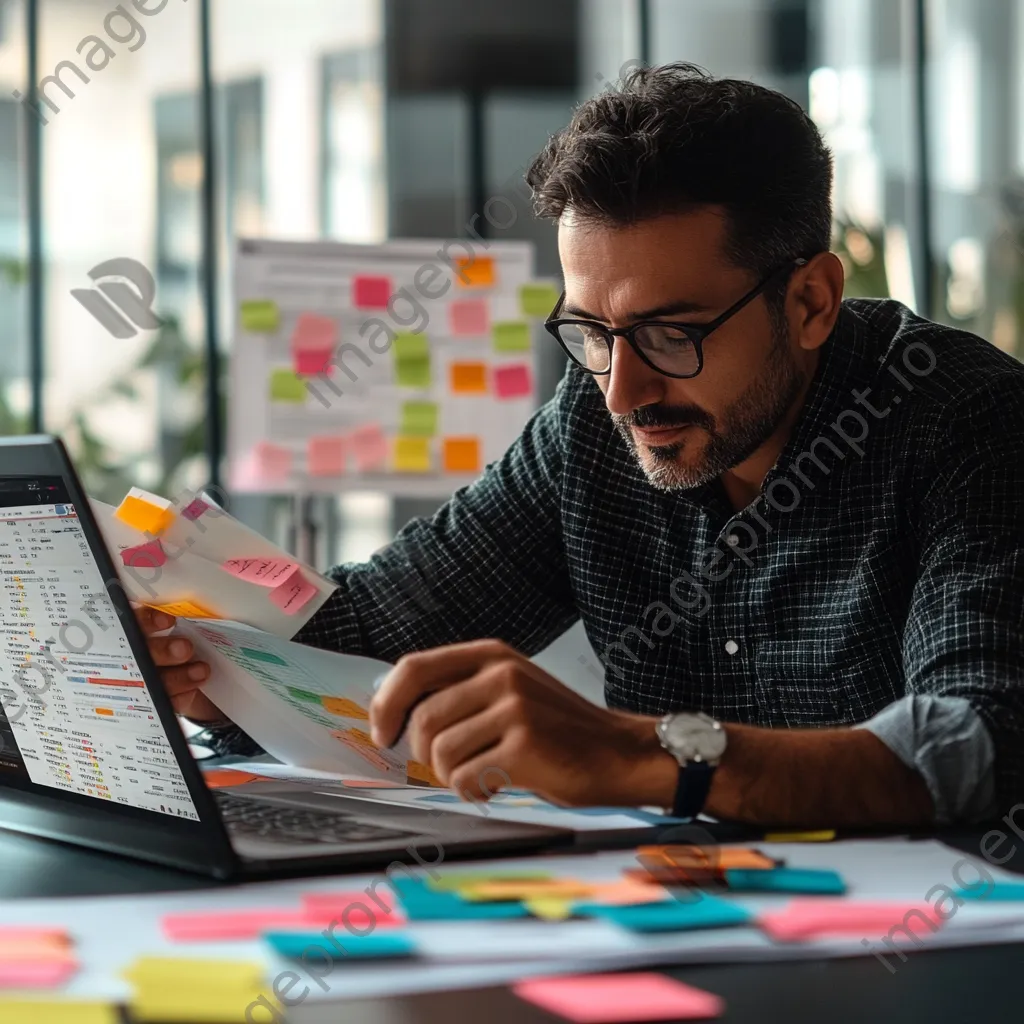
[0,436,569,878]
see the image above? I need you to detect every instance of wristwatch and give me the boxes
[656,711,727,819]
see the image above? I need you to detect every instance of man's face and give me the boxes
[557,208,810,490]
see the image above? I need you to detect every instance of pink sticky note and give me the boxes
[513,973,724,1023]
[301,891,401,924]
[269,566,318,614]
[294,347,333,375]
[308,436,347,476]
[251,442,292,482]
[0,928,71,945]
[163,909,317,943]
[494,363,533,399]
[120,539,167,569]
[449,298,489,336]
[181,497,209,521]
[291,312,337,351]
[0,957,79,989]
[349,423,389,472]
[353,275,392,310]
[222,557,299,587]
[759,900,944,942]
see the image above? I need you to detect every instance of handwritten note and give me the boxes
[222,557,299,587]
[449,298,490,336]
[443,437,481,473]
[268,567,318,614]
[352,275,392,309]
[307,436,347,476]
[494,363,532,398]
[450,361,488,394]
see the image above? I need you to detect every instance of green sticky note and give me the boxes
[241,647,288,667]
[519,283,561,318]
[400,401,438,437]
[393,332,430,362]
[270,369,307,403]
[240,299,280,332]
[493,320,532,352]
[286,685,322,703]
[396,359,431,388]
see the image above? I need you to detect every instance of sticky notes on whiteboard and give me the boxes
[291,313,337,375]
[450,361,488,394]
[269,368,307,403]
[222,558,299,587]
[394,436,431,473]
[494,363,533,399]
[449,298,489,336]
[353,275,391,309]
[307,436,347,476]
[519,282,561,317]
[454,255,496,288]
[268,567,318,614]
[250,441,292,482]
[400,401,438,437]
[443,437,481,473]
[115,488,175,536]
[493,321,531,352]
[393,332,431,388]
[350,424,389,472]
[120,539,168,569]
[239,299,279,333]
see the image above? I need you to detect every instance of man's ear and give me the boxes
[791,252,844,353]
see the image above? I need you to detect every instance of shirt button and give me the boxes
[724,639,739,655]
[726,533,740,546]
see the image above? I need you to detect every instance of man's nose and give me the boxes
[602,336,667,417]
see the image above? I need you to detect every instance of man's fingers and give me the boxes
[147,634,196,667]
[429,703,509,786]
[404,679,496,763]
[135,605,176,634]
[160,661,211,698]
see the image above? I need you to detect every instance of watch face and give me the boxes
[663,713,727,763]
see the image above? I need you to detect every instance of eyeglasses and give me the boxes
[544,258,807,379]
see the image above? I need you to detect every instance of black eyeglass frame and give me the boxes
[544,257,809,379]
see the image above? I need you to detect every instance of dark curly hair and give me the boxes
[527,62,833,289]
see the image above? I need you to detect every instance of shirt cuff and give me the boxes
[854,695,997,823]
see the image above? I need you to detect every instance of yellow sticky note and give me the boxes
[406,759,444,787]
[0,1002,119,1024]
[321,696,369,720]
[429,871,553,892]
[454,255,496,288]
[146,599,218,620]
[115,491,175,537]
[125,957,265,990]
[449,361,488,394]
[764,829,837,843]
[461,879,595,902]
[393,436,431,473]
[443,437,482,474]
[130,991,277,1023]
[269,369,307,403]
[525,898,574,921]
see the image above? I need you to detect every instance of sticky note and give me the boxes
[265,932,415,961]
[308,436,346,476]
[513,973,725,1023]
[200,768,269,788]
[0,959,79,988]
[146,599,217,620]
[428,871,553,892]
[353,275,392,309]
[581,881,671,907]
[0,928,70,947]
[525,899,574,921]
[764,829,836,842]
[449,298,489,336]
[758,899,944,942]
[443,437,482,474]
[519,282,561,317]
[294,348,332,375]
[269,368,307,403]
[454,255,496,288]
[321,696,369,719]
[393,436,431,473]
[268,567,318,614]
[240,299,279,332]
[637,845,777,871]
[115,488,175,536]
[291,313,337,375]
[389,877,530,921]
[120,539,167,569]
[958,883,1024,900]
[394,332,431,388]
[180,497,209,521]
[450,361,488,394]
[222,557,299,587]
[494,363,533,399]
[400,401,439,437]
[406,759,444,787]
[350,423,389,472]
[301,890,399,919]
[461,879,595,902]
[578,893,752,933]
[493,320,531,352]
[250,441,292,482]
[725,867,846,895]
[0,1002,118,1024]
[162,912,319,943]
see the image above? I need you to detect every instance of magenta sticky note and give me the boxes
[494,364,533,399]
[181,497,209,521]
[350,423,389,472]
[0,958,79,989]
[294,347,333,375]
[163,909,316,943]
[513,973,724,1023]
[120,539,167,569]
[308,436,347,477]
[353,275,392,310]
[222,557,300,587]
[449,299,489,336]
[252,442,292,482]
[269,566,318,614]
[291,312,337,351]
[758,899,944,942]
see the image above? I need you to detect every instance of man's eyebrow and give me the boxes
[561,298,714,321]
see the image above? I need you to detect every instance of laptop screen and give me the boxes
[0,475,200,821]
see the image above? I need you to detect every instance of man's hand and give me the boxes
[369,639,667,807]
[134,606,223,724]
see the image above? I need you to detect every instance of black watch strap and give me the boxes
[671,760,715,819]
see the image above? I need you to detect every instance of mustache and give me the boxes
[615,403,714,432]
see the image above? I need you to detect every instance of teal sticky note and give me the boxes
[576,893,752,933]
[265,931,416,960]
[400,401,439,437]
[389,877,530,921]
[270,369,307,403]
[493,321,532,353]
[519,282,561,318]
[725,867,846,895]
[957,883,1024,901]
[240,299,280,332]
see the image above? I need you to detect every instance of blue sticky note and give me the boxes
[265,931,416,960]
[576,892,752,933]
[957,883,1024,901]
[725,867,847,895]
[389,877,530,921]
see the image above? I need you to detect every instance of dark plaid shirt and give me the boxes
[291,298,1024,821]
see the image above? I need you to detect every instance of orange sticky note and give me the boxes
[443,437,481,473]
[146,599,217,620]
[115,489,175,536]
[406,759,444,787]
[201,768,270,788]
[321,696,369,720]
[450,361,488,394]
[454,255,496,289]
[308,436,346,476]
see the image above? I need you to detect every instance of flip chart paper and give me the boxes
[115,489,175,536]
[450,361,488,394]
[240,299,280,332]
[353,275,392,309]
[513,973,725,1023]
[449,298,489,336]
[400,401,439,436]
[758,900,943,942]
[442,437,481,473]
[454,255,496,288]
[725,867,846,895]
[394,436,431,473]
[146,599,217,620]
[265,932,415,960]
[269,368,307,403]
[519,282,561,317]
[350,424,389,471]
[222,557,300,587]
[494,363,532,398]
[307,435,347,476]
[268,567,319,614]
[493,321,531,352]
[0,1001,117,1024]
[120,539,167,569]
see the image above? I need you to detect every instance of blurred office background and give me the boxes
[0,0,1020,697]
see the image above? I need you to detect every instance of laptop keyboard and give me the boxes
[214,791,417,846]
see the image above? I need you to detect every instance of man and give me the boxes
[143,63,1024,827]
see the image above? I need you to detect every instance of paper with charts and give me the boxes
[89,486,336,639]
[174,618,440,785]
[230,236,562,496]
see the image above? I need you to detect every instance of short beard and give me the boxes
[613,309,807,492]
